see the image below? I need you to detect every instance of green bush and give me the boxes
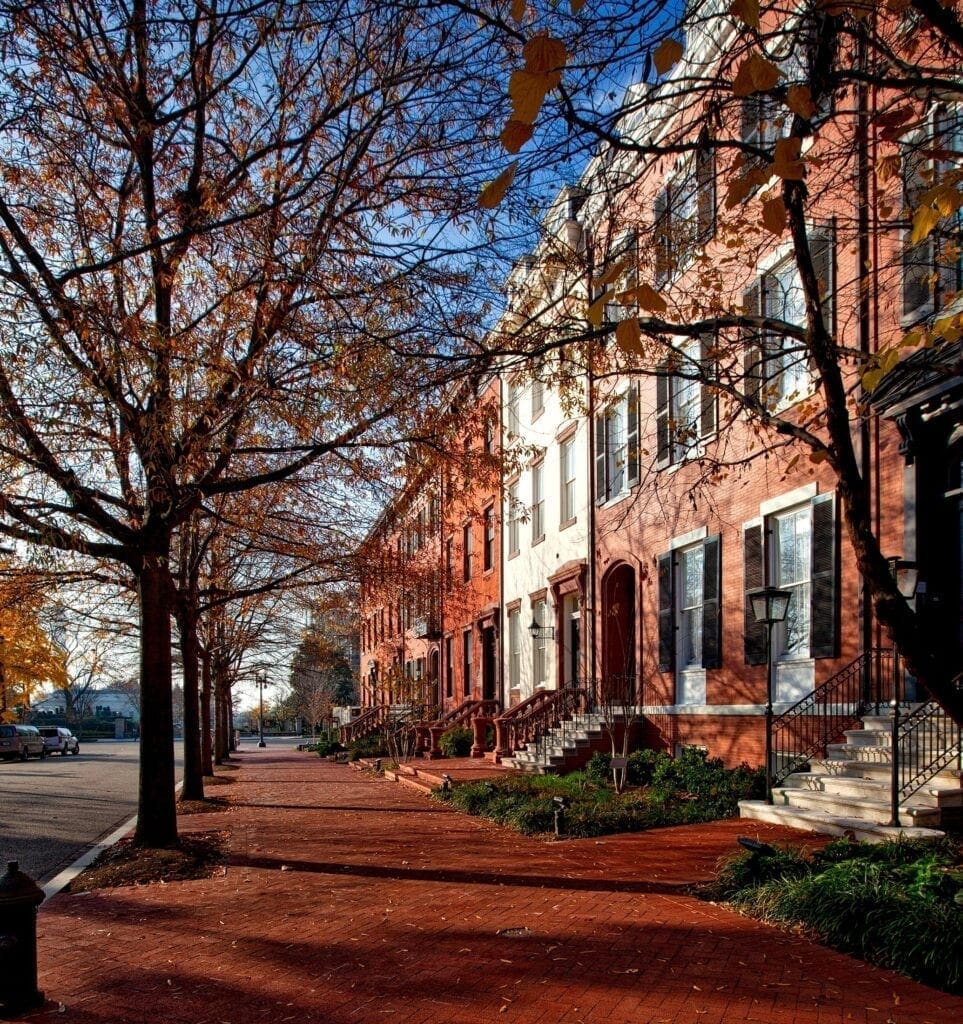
[709,836,963,993]
[346,734,388,760]
[309,736,344,757]
[439,726,473,758]
[585,751,611,785]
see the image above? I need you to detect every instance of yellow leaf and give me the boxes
[500,120,533,154]
[587,289,615,328]
[786,85,816,120]
[511,0,526,23]
[910,204,941,245]
[593,254,633,289]
[479,161,518,210]
[927,182,963,218]
[653,38,684,76]
[761,196,787,235]
[875,153,901,184]
[861,367,884,392]
[523,35,568,75]
[773,136,805,179]
[729,0,760,28]
[615,317,643,354]
[508,69,559,124]
[732,53,782,98]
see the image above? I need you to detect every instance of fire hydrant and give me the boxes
[0,861,45,1016]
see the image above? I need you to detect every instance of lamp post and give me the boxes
[747,586,792,805]
[528,617,555,641]
[256,671,270,748]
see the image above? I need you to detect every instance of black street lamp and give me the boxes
[256,671,270,749]
[528,617,555,641]
[748,586,792,805]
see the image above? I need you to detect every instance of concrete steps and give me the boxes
[503,714,613,775]
[741,707,960,842]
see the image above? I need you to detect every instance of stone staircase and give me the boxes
[740,712,963,842]
[502,711,614,774]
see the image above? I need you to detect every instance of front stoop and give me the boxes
[740,713,960,842]
[502,713,616,775]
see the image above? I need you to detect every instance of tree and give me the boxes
[0,1,507,845]
[475,1,963,723]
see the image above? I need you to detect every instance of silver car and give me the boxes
[0,724,47,761]
[39,726,80,756]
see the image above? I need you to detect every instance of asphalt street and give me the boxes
[0,738,183,883]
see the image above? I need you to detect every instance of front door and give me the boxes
[481,625,497,701]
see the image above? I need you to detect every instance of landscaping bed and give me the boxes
[435,747,766,838]
[703,835,963,994]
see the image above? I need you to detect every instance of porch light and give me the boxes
[747,586,792,806]
[528,617,555,641]
[886,557,919,599]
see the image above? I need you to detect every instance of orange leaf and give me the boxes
[761,196,787,235]
[500,120,534,154]
[593,254,633,289]
[653,38,684,76]
[772,136,805,179]
[615,317,643,354]
[508,69,559,124]
[731,52,782,98]
[634,283,667,313]
[570,0,586,11]
[786,85,816,120]
[729,0,760,28]
[523,34,568,75]
[587,289,615,328]
[479,162,518,210]
[511,0,526,23]
[875,153,901,184]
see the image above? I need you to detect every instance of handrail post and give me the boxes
[888,698,901,828]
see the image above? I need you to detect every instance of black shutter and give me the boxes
[699,332,717,437]
[810,223,835,335]
[655,366,671,467]
[657,551,674,672]
[810,493,838,659]
[696,147,716,243]
[702,535,722,669]
[594,412,607,504]
[654,189,669,288]
[742,281,764,401]
[902,138,934,317]
[743,523,767,665]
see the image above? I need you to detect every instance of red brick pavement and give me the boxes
[26,748,963,1024]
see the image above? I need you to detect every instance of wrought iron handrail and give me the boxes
[771,648,896,786]
[426,698,501,730]
[340,703,390,744]
[495,687,588,762]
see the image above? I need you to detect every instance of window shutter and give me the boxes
[699,332,717,437]
[654,189,670,288]
[696,147,716,243]
[809,492,838,659]
[935,108,963,299]
[810,223,836,335]
[743,523,767,665]
[702,535,722,669]
[657,551,674,672]
[742,281,764,401]
[655,366,670,467]
[902,138,934,317]
[626,382,640,487]
[594,412,607,504]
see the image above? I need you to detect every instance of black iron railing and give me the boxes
[494,687,588,766]
[771,648,896,786]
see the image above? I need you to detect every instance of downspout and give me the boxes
[498,377,505,710]
[587,336,598,701]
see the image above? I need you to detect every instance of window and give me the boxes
[507,608,521,693]
[654,150,715,287]
[592,229,638,324]
[743,493,837,667]
[507,479,520,556]
[445,536,454,590]
[902,107,963,321]
[595,385,639,503]
[531,459,545,542]
[483,505,495,571]
[506,378,521,436]
[531,378,544,419]
[462,523,473,582]
[657,536,722,689]
[462,629,472,697]
[532,598,549,687]
[656,338,717,468]
[743,229,834,409]
[560,436,577,523]
[445,636,453,698]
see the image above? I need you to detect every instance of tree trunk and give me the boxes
[201,643,213,776]
[175,605,205,802]
[134,554,178,848]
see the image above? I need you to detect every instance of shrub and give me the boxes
[439,726,473,758]
[585,751,611,785]
[310,736,344,758]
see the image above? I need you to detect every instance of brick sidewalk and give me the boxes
[27,748,962,1024]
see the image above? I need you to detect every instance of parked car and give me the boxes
[39,726,80,756]
[0,724,47,761]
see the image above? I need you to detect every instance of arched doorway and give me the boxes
[601,563,637,701]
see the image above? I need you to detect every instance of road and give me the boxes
[0,739,183,884]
